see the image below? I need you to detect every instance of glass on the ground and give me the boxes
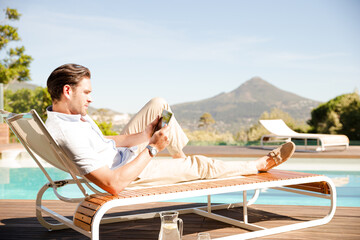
[197,232,211,240]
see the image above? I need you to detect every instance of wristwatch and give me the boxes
[146,145,158,157]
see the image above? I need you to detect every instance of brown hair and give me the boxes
[47,63,91,101]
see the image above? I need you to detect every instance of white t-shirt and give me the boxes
[45,106,137,175]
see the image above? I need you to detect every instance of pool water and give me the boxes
[0,167,359,207]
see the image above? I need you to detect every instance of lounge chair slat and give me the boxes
[76,206,97,217]
[90,194,118,201]
[286,184,324,193]
[287,182,330,194]
[81,201,102,211]
[86,198,107,205]
[74,212,93,224]
[74,218,91,232]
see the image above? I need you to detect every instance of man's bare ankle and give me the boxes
[255,156,272,172]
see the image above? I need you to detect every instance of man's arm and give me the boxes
[85,125,169,195]
[105,116,160,148]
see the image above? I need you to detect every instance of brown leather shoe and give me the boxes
[262,142,296,171]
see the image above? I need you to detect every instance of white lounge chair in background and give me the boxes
[260,119,349,151]
[2,110,337,239]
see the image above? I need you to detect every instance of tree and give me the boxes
[4,87,52,121]
[94,120,118,136]
[90,108,119,135]
[340,99,360,140]
[1,7,33,84]
[198,112,215,129]
[308,92,360,140]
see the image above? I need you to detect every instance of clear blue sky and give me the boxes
[2,0,360,113]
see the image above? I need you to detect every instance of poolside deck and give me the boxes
[0,200,359,239]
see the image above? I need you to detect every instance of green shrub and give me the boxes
[4,87,51,121]
[94,120,118,136]
[308,92,360,140]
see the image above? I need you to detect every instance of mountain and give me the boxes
[171,77,321,130]
[87,107,132,132]
[6,81,39,91]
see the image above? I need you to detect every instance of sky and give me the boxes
[1,0,360,113]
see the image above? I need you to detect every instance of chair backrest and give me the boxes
[3,109,88,196]
[7,112,70,172]
[5,110,77,172]
[259,119,299,136]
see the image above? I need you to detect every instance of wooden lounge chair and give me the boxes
[260,119,349,151]
[2,110,337,240]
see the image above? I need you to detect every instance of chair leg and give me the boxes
[36,183,69,230]
[243,191,248,224]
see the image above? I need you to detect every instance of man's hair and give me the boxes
[47,63,91,101]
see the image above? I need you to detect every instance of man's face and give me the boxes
[68,77,92,116]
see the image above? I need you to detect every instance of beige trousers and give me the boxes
[121,97,258,187]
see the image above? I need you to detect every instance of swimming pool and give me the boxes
[0,156,359,207]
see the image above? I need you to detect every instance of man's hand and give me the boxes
[87,125,169,195]
[144,116,161,139]
[107,115,166,148]
[149,124,170,152]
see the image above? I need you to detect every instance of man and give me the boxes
[46,63,295,195]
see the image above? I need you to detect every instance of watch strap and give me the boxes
[146,145,158,157]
